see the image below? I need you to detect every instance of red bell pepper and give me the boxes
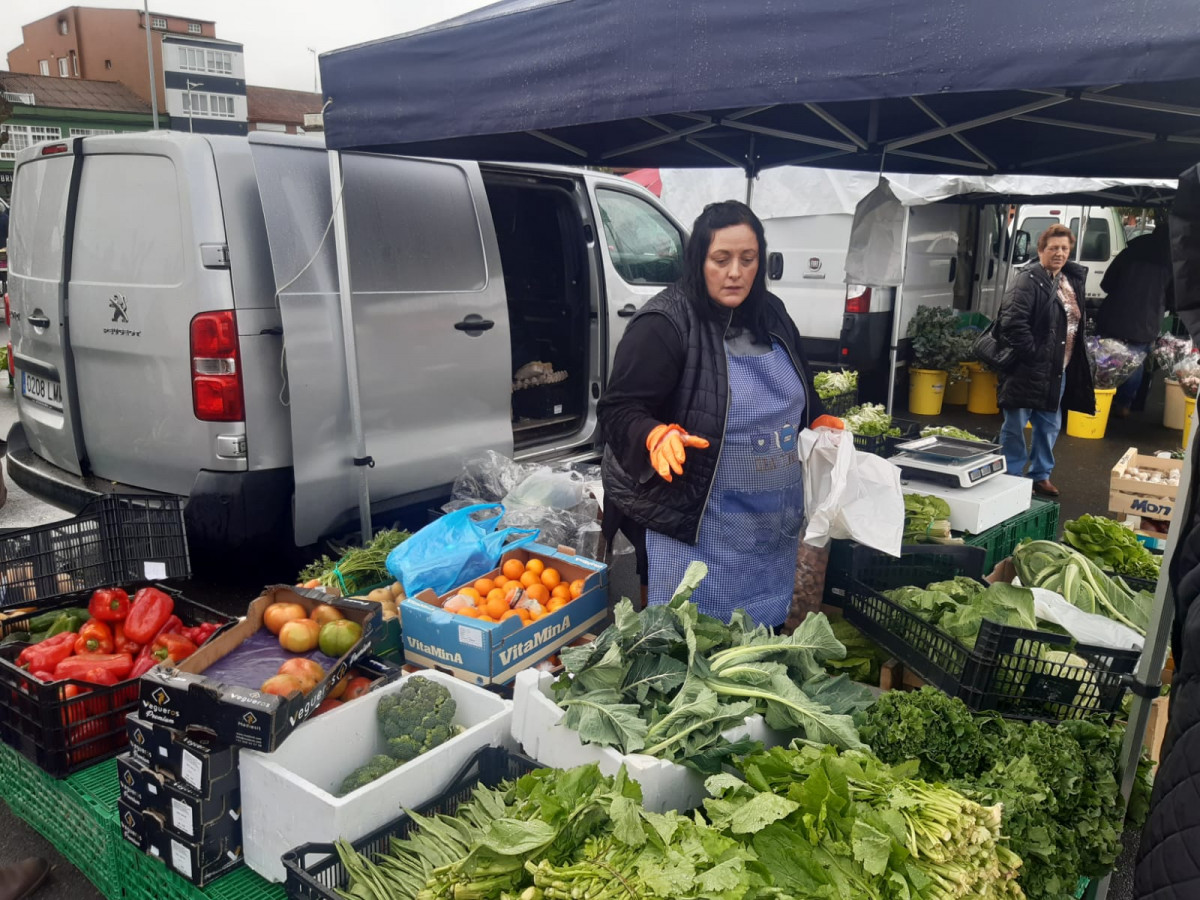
[124,588,175,644]
[78,667,119,686]
[112,623,140,655]
[54,653,133,682]
[74,620,115,655]
[88,588,131,623]
[18,632,78,673]
[29,670,54,683]
[194,622,221,644]
[152,633,197,665]
[130,614,183,679]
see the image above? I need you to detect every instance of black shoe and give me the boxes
[1033,480,1060,498]
[0,857,50,900]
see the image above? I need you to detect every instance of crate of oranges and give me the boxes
[401,544,609,686]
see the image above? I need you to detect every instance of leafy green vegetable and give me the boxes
[907,305,961,372]
[298,527,410,593]
[707,743,1022,900]
[860,688,1156,900]
[553,565,874,770]
[903,493,953,543]
[883,577,1036,648]
[1063,515,1161,581]
[814,369,858,400]
[822,618,890,684]
[1012,540,1153,635]
[919,425,987,442]
[842,403,901,437]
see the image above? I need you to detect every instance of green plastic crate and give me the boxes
[119,839,286,900]
[963,497,1060,571]
[0,744,124,899]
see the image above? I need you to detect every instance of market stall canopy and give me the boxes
[319,0,1200,178]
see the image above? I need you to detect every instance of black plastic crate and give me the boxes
[822,388,859,418]
[283,747,541,900]
[825,542,985,608]
[840,545,1138,721]
[849,417,921,458]
[0,494,190,608]
[0,586,234,776]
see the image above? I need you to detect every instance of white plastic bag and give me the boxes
[1025,586,1144,653]
[800,428,904,556]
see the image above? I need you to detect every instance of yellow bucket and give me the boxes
[1164,378,1185,430]
[944,364,970,406]
[1186,396,1196,450]
[965,363,999,415]
[909,368,948,416]
[1066,388,1117,439]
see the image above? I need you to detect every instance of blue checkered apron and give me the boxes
[646,343,806,626]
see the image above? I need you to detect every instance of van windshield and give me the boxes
[1022,216,1060,251]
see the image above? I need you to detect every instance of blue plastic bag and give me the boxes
[385,503,539,596]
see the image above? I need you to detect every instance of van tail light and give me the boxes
[844,285,872,315]
[190,310,244,422]
[40,143,69,156]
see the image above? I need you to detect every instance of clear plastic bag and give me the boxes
[503,467,587,509]
[450,451,527,504]
[786,539,830,632]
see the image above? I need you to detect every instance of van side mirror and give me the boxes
[767,252,784,280]
[1011,230,1031,265]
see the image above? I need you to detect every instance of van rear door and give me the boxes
[250,137,513,545]
[8,144,84,478]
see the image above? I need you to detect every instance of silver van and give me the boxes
[4,132,687,557]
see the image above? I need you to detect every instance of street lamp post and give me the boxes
[143,0,159,128]
[186,80,203,132]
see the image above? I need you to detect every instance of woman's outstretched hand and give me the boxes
[646,423,711,482]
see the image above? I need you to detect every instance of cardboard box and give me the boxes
[402,544,608,685]
[126,713,239,799]
[238,669,513,882]
[119,799,242,888]
[117,753,240,841]
[510,669,789,813]
[1109,448,1182,520]
[139,587,381,752]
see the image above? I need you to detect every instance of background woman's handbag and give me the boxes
[972,319,1016,372]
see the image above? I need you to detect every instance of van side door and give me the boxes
[250,137,512,545]
[589,186,685,366]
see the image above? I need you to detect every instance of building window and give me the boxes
[58,57,69,77]
[69,128,115,137]
[183,92,238,119]
[58,19,68,35]
[38,60,50,76]
[179,46,234,76]
[105,59,112,70]
[71,52,79,76]
[188,23,201,34]
[0,124,63,161]
[151,16,167,29]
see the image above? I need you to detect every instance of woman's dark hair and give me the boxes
[681,200,771,342]
[1037,223,1075,252]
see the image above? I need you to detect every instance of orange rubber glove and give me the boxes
[646,423,710,482]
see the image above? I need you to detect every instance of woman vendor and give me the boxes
[598,200,822,627]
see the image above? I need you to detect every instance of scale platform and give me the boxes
[888,435,1006,489]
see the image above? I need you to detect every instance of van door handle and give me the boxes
[27,314,51,329]
[617,304,637,318]
[454,315,495,335]
[948,258,958,283]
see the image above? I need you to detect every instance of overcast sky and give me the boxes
[4,0,494,91]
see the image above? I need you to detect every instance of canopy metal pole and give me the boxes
[327,150,373,542]
[744,135,757,207]
[885,207,912,414]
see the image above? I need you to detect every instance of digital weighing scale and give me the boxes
[888,435,1007,489]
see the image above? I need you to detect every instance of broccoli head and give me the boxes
[376,677,460,762]
[338,754,400,795]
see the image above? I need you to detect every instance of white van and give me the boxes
[1015,205,1127,301]
[4,132,688,558]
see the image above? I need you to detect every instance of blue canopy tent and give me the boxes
[319,0,1200,179]
[314,10,1200,890]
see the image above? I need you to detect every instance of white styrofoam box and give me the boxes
[239,669,512,882]
[511,669,785,813]
[901,473,1032,534]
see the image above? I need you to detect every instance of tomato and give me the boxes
[328,673,351,700]
[278,618,321,653]
[313,697,343,716]
[343,677,372,701]
[263,602,308,635]
[277,658,325,693]
[310,604,345,627]
[260,674,306,697]
[318,619,363,658]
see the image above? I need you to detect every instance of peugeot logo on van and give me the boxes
[808,257,822,272]
[109,293,129,323]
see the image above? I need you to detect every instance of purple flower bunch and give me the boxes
[1085,336,1147,390]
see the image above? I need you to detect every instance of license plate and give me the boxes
[20,370,63,411]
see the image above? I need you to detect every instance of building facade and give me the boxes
[0,70,154,200]
[6,8,247,136]
[246,85,322,135]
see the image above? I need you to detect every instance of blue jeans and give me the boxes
[1114,341,1152,411]
[1001,381,1066,483]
